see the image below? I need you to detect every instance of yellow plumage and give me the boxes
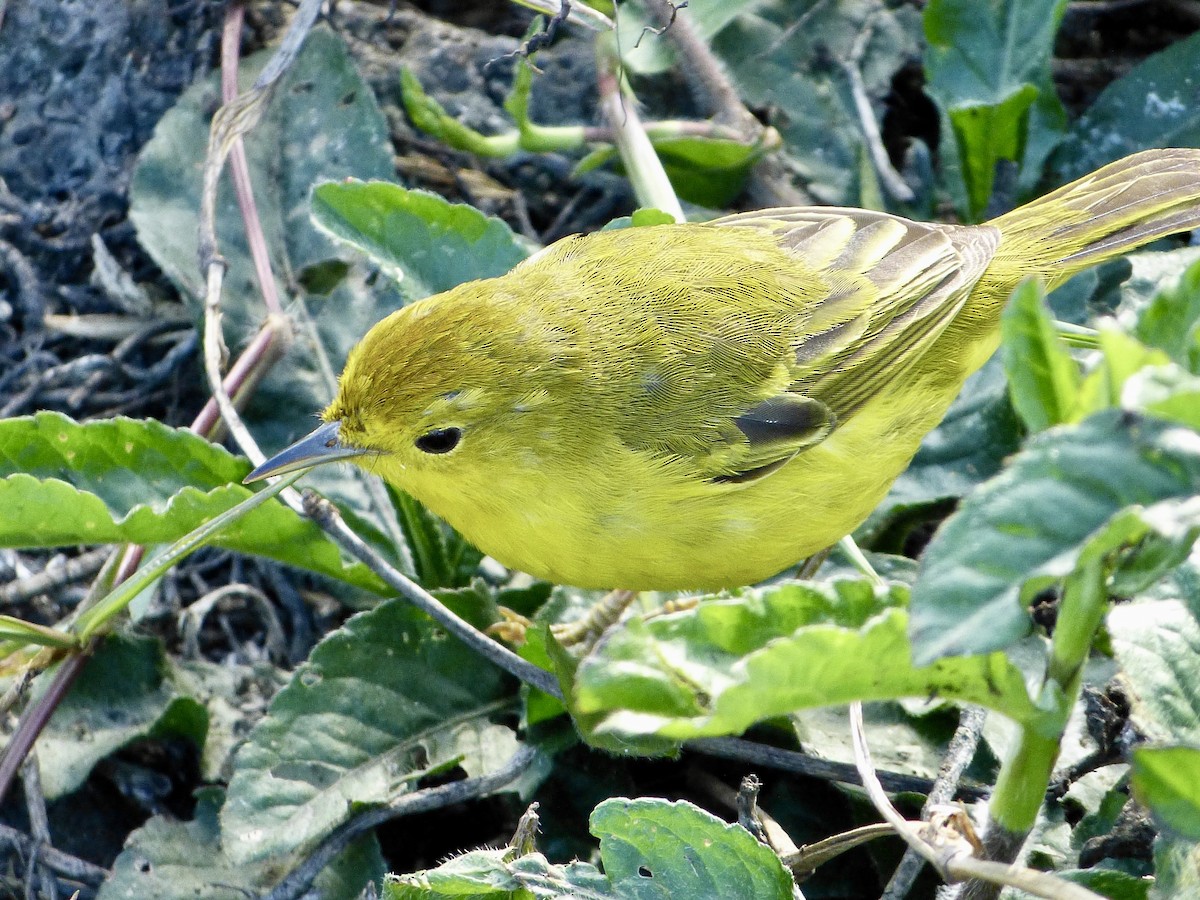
[251,149,1200,591]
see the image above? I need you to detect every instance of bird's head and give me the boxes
[245,275,586,503]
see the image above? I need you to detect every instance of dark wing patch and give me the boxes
[712,393,835,485]
[734,394,834,448]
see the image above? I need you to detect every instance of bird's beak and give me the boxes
[243,420,368,483]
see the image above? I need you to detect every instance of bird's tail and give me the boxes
[985,148,1200,291]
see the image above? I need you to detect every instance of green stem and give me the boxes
[987,556,1107,835]
[595,36,684,221]
[1054,320,1101,350]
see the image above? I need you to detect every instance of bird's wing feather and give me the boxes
[710,207,999,424]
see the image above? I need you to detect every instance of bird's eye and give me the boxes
[415,427,462,455]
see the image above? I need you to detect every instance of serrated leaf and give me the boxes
[923,0,1069,217]
[38,633,205,799]
[1132,745,1200,840]
[1110,599,1200,745]
[311,180,529,301]
[591,798,793,899]
[569,579,1038,752]
[0,412,386,592]
[129,26,409,548]
[100,788,383,900]
[1050,30,1200,182]
[1001,278,1081,432]
[911,411,1200,663]
[221,597,516,863]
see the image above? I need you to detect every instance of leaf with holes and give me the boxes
[220,596,519,863]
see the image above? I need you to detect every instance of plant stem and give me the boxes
[964,556,1108,900]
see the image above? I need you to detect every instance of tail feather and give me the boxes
[986,148,1200,289]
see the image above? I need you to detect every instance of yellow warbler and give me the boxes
[248,149,1200,591]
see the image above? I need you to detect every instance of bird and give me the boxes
[247,148,1200,592]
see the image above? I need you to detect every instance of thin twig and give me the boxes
[262,744,540,900]
[642,1,810,207]
[0,549,111,605]
[305,494,563,697]
[686,736,986,799]
[836,18,914,203]
[0,649,92,807]
[0,822,108,886]
[849,704,1105,900]
[595,44,685,221]
[882,706,986,900]
[20,754,58,900]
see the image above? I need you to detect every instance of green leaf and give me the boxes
[1152,830,1200,900]
[569,579,1038,752]
[101,788,384,900]
[38,633,206,799]
[0,412,386,592]
[1110,599,1200,745]
[388,797,793,899]
[923,0,1069,218]
[911,411,1200,663]
[1073,328,1173,421]
[129,26,409,549]
[709,1,922,205]
[1011,869,1151,900]
[1132,254,1200,373]
[1122,365,1200,432]
[1132,745,1200,840]
[1050,30,1200,182]
[640,135,763,208]
[1001,278,1081,432]
[591,798,793,899]
[221,597,517,863]
[311,180,529,301]
[387,849,611,898]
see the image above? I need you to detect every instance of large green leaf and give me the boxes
[37,633,205,799]
[128,26,407,545]
[310,180,528,300]
[1050,30,1200,182]
[220,597,518,863]
[101,788,383,900]
[911,411,1200,663]
[0,413,385,591]
[567,579,1038,753]
[1110,598,1200,745]
[923,0,1069,218]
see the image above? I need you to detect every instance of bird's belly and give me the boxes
[441,385,946,592]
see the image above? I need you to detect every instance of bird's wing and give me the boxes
[710,207,1000,425]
